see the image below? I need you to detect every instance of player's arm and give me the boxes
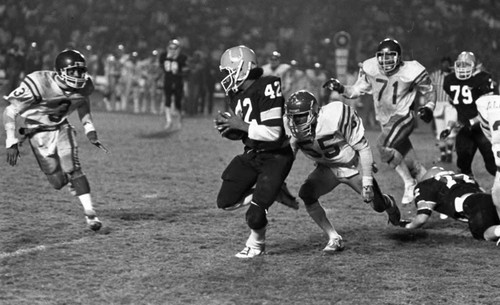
[415,72,437,123]
[3,82,37,165]
[3,81,37,148]
[77,98,108,153]
[323,65,370,99]
[401,200,435,229]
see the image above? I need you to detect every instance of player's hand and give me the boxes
[362,185,374,203]
[220,108,246,131]
[6,143,20,166]
[86,131,110,153]
[439,128,451,140]
[417,106,433,123]
[322,78,345,94]
[398,219,412,228]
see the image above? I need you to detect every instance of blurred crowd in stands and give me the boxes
[0,0,499,128]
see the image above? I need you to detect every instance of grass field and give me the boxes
[1,100,500,305]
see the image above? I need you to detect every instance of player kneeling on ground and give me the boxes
[284,90,401,254]
[3,49,107,231]
[399,166,500,243]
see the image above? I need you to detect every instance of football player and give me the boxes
[323,38,436,206]
[476,93,500,220]
[3,49,105,231]
[159,39,188,130]
[261,51,291,80]
[440,51,496,177]
[214,45,296,258]
[284,90,401,253]
[399,167,500,243]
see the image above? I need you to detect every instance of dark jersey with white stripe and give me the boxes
[443,71,494,123]
[227,75,288,151]
[414,172,482,219]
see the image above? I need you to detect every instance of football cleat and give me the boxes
[384,194,401,226]
[275,183,299,210]
[235,246,265,259]
[402,180,416,205]
[322,236,345,254]
[85,214,102,231]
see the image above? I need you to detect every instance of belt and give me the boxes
[19,120,68,137]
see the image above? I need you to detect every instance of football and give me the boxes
[215,112,246,141]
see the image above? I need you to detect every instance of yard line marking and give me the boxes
[0,237,88,259]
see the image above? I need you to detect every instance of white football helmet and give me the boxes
[219,45,257,94]
[454,51,476,80]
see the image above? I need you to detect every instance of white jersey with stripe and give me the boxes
[5,70,94,129]
[286,101,365,176]
[476,94,500,168]
[351,57,429,125]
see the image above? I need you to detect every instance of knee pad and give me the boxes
[245,203,268,230]
[70,173,91,196]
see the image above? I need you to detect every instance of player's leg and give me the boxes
[434,114,448,162]
[164,84,173,129]
[58,125,101,231]
[377,112,417,204]
[474,125,496,176]
[30,131,70,191]
[344,175,400,225]
[463,193,500,242]
[216,154,258,211]
[236,147,294,258]
[174,81,184,129]
[299,165,344,253]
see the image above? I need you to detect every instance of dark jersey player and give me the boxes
[214,45,296,258]
[441,51,496,176]
[399,167,500,243]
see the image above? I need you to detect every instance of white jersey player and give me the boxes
[476,94,500,215]
[284,90,401,254]
[261,51,291,80]
[323,38,436,205]
[3,49,106,231]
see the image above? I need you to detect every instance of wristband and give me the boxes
[83,122,96,134]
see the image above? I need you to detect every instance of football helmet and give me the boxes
[55,49,87,89]
[376,38,402,74]
[219,45,257,94]
[420,166,454,181]
[454,51,476,80]
[285,90,319,139]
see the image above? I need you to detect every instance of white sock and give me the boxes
[78,193,95,214]
[246,227,266,249]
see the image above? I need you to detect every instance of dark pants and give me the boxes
[455,124,496,176]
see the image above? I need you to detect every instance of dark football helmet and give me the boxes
[55,49,87,89]
[219,45,257,94]
[454,51,476,80]
[376,38,402,74]
[285,90,319,139]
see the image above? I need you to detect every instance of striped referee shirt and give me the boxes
[430,70,451,102]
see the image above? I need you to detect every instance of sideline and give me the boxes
[0,237,88,259]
